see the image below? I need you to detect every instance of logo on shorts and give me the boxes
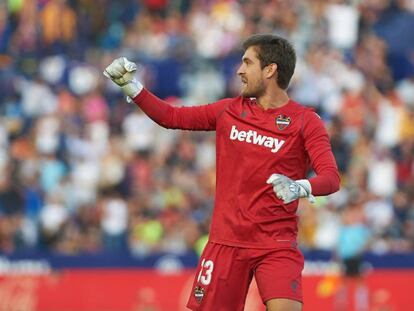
[276,115,291,130]
[194,286,205,303]
[291,280,299,292]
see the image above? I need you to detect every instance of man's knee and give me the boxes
[266,298,302,311]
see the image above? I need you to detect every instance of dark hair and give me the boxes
[242,34,296,89]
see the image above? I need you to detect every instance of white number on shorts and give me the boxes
[197,258,214,285]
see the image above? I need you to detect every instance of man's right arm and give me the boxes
[131,89,231,131]
[104,57,231,131]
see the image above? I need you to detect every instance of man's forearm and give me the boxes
[132,88,229,131]
[132,89,176,128]
[308,171,340,196]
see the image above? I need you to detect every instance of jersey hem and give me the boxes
[209,237,297,249]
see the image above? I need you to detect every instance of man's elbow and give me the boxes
[331,172,341,193]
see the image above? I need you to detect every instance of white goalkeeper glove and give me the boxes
[266,174,315,204]
[103,57,143,99]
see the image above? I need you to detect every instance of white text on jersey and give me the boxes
[229,125,285,153]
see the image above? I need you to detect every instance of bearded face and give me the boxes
[237,47,267,98]
[240,73,266,98]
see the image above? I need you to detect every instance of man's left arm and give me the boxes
[302,111,340,195]
[267,111,340,204]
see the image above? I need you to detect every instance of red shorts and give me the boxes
[186,241,304,311]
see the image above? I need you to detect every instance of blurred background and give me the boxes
[1,0,414,310]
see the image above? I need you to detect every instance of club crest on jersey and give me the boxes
[194,286,205,303]
[276,115,291,130]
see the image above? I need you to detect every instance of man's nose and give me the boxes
[237,65,244,75]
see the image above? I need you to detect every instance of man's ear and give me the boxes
[265,63,277,79]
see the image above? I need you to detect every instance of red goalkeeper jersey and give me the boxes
[132,89,340,249]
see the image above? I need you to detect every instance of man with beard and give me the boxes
[104,34,340,311]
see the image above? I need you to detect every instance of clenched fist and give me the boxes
[103,57,143,98]
[266,174,315,204]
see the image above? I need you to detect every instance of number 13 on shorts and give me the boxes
[197,258,214,285]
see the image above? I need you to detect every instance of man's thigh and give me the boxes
[266,298,302,311]
[186,242,253,311]
[254,247,304,307]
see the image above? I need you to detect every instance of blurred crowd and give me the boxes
[0,0,414,259]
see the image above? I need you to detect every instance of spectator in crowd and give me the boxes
[0,0,413,258]
[335,197,370,311]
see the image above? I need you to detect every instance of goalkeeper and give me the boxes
[104,34,340,311]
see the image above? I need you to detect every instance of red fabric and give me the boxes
[133,90,340,248]
[186,242,303,310]
[144,0,167,10]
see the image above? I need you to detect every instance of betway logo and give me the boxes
[229,125,285,153]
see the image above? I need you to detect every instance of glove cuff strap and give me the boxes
[296,179,315,203]
[121,79,143,98]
